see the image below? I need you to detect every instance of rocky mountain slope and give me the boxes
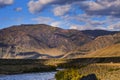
[79,32,120,52]
[63,33,120,58]
[0,24,119,59]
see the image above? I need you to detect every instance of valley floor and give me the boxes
[0,58,120,80]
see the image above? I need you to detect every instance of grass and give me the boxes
[78,63,120,80]
[55,63,120,80]
[83,44,120,57]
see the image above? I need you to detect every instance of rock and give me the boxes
[80,74,98,80]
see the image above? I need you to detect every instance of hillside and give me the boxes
[0,24,119,59]
[79,32,120,52]
[83,44,120,57]
[63,33,120,58]
[0,24,92,59]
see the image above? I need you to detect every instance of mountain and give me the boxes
[81,30,117,37]
[0,24,91,59]
[0,24,119,59]
[63,32,120,58]
[80,32,120,52]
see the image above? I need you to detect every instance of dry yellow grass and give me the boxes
[79,63,120,80]
[82,44,120,58]
[37,48,64,56]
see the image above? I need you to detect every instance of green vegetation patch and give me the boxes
[55,69,98,80]
[55,69,83,80]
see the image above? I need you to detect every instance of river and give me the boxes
[0,72,56,80]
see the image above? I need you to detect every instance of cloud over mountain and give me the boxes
[1,0,120,31]
[27,0,120,31]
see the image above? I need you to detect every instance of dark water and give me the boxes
[0,72,56,80]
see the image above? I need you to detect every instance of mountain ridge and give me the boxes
[0,24,120,59]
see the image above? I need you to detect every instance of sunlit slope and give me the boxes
[85,44,120,57]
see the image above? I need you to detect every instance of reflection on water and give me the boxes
[0,72,56,80]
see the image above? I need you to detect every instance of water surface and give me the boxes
[0,72,56,80]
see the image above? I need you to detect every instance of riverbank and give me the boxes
[0,57,120,74]
[0,64,56,75]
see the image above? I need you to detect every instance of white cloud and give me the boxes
[29,0,120,31]
[70,26,78,29]
[70,24,107,30]
[32,16,54,24]
[70,25,87,30]
[51,21,61,27]
[15,7,22,12]
[62,13,120,31]
[108,22,120,31]
[28,0,54,14]
[80,0,120,17]
[0,0,14,7]
[32,16,67,28]
[53,5,71,16]
[27,0,82,14]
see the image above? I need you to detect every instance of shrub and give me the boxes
[55,69,83,80]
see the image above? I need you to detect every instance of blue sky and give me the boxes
[0,0,120,31]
